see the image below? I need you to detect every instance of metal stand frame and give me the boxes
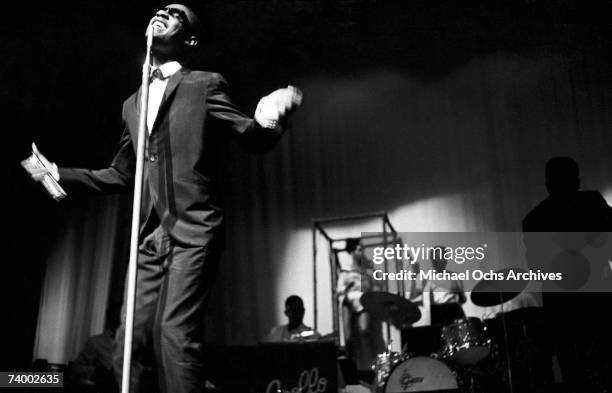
[311,211,399,343]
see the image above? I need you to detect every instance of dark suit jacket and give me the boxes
[522,190,612,282]
[59,69,283,246]
[522,191,612,351]
[522,190,612,232]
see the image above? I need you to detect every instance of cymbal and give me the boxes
[361,291,421,327]
[494,306,544,321]
[471,267,529,307]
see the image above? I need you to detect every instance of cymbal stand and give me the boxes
[499,291,514,393]
[384,302,394,350]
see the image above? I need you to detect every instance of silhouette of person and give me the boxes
[265,295,321,342]
[523,156,612,232]
[522,156,612,392]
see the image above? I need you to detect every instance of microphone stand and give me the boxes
[121,24,154,393]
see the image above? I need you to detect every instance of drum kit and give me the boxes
[363,269,531,393]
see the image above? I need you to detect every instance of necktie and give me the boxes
[147,68,165,132]
[150,68,164,81]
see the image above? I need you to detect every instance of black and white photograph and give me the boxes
[4,1,612,392]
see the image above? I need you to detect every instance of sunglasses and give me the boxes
[153,6,189,27]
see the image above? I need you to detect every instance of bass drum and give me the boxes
[384,357,458,392]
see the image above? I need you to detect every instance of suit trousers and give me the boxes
[113,226,221,393]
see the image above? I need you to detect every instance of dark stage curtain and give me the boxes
[33,196,129,364]
[217,48,612,343]
[33,47,612,359]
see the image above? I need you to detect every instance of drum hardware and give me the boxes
[375,325,496,392]
[440,317,492,365]
[434,318,493,393]
[364,269,531,392]
[372,338,465,392]
[362,291,422,387]
[371,349,405,391]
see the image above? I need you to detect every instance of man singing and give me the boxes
[22,4,302,393]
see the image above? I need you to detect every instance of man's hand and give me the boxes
[21,143,59,182]
[255,85,303,130]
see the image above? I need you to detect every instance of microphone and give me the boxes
[22,149,67,201]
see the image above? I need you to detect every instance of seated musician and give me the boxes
[265,295,321,342]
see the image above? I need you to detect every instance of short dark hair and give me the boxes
[546,156,579,180]
[545,156,580,194]
[285,295,304,309]
[345,238,361,253]
[165,2,202,38]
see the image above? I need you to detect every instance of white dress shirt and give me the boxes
[147,61,182,133]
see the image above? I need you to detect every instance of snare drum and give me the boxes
[441,317,491,365]
[372,351,403,389]
[384,357,458,392]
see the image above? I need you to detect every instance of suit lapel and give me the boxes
[150,68,187,134]
[127,89,141,139]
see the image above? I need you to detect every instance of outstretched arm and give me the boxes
[206,73,302,153]
[22,126,136,196]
